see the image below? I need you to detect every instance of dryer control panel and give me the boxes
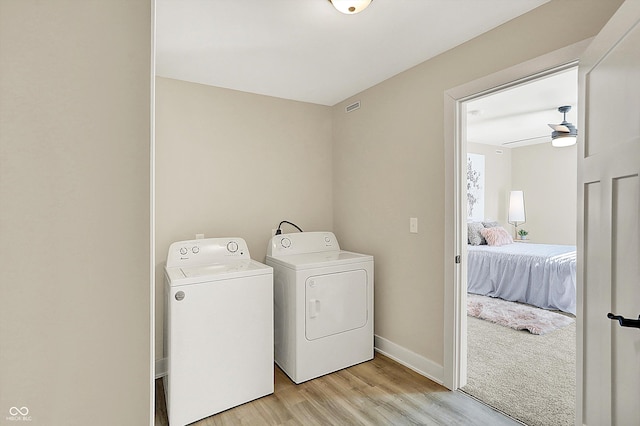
[267,232,340,257]
[167,237,250,268]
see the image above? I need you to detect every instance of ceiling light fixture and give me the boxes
[328,0,372,14]
[548,105,578,147]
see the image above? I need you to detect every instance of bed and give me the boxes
[467,242,577,314]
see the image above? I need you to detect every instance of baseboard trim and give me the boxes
[374,335,444,385]
[156,338,443,384]
[155,357,167,379]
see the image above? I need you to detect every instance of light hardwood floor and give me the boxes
[155,353,520,425]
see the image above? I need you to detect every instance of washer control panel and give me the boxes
[166,237,251,268]
[267,231,340,257]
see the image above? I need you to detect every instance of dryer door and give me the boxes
[305,269,368,340]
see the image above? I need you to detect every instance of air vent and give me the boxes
[345,101,361,113]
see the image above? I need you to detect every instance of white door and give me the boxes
[577,1,640,425]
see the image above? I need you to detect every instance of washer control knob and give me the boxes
[227,241,239,253]
[179,247,188,255]
[192,246,200,254]
[324,236,331,243]
[281,237,291,248]
[175,291,185,301]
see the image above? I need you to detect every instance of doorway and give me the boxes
[443,40,590,392]
[459,67,578,425]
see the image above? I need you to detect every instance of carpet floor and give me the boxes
[462,308,576,426]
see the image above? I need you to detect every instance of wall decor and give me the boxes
[467,153,485,221]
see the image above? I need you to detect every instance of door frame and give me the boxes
[442,39,590,390]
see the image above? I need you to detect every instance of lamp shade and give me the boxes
[329,0,372,14]
[508,190,526,224]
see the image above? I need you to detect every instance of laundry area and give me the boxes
[150,1,626,424]
[160,222,374,425]
[154,72,343,425]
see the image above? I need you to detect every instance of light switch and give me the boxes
[410,217,418,233]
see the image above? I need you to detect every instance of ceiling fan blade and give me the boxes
[548,123,570,132]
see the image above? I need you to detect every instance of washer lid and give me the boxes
[266,250,372,271]
[166,259,272,286]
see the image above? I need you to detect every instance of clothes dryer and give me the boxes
[266,231,373,384]
[164,238,273,426]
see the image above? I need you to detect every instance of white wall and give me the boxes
[155,77,333,359]
[332,0,621,377]
[0,1,152,424]
[512,142,577,244]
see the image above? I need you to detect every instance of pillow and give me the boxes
[480,227,514,246]
[482,221,499,228]
[468,222,486,246]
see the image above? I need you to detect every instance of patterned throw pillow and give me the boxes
[482,221,499,228]
[468,222,486,246]
[480,226,514,246]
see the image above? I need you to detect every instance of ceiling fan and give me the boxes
[548,105,578,147]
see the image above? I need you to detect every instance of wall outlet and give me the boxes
[410,217,418,234]
[195,233,204,240]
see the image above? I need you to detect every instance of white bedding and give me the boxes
[467,243,576,314]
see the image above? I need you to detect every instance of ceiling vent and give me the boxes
[345,101,361,113]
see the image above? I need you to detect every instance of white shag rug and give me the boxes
[467,294,574,335]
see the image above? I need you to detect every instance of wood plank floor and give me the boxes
[155,353,520,425]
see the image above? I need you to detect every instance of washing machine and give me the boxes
[266,231,373,384]
[164,237,273,426]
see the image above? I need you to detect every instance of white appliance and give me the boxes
[164,238,273,426]
[266,231,374,384]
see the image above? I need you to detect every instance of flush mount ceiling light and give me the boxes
[328,0,373,14]
[548,105,578,147]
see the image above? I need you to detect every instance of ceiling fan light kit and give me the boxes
[549,105,578,147]
[328,0,372,14]
[551,134,577,147]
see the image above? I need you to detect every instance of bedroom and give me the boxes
[465,67,578,308]
[463,68,578,425]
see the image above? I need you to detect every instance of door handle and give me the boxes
[607,313,640,329]
[309,299,320,318]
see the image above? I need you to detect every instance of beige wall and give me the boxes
[467,143,512,225]
[468,142,576,244]
[155,77,333,358]
[332,0,621,372]
[0,1,152,425]
[512,143,577,244]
